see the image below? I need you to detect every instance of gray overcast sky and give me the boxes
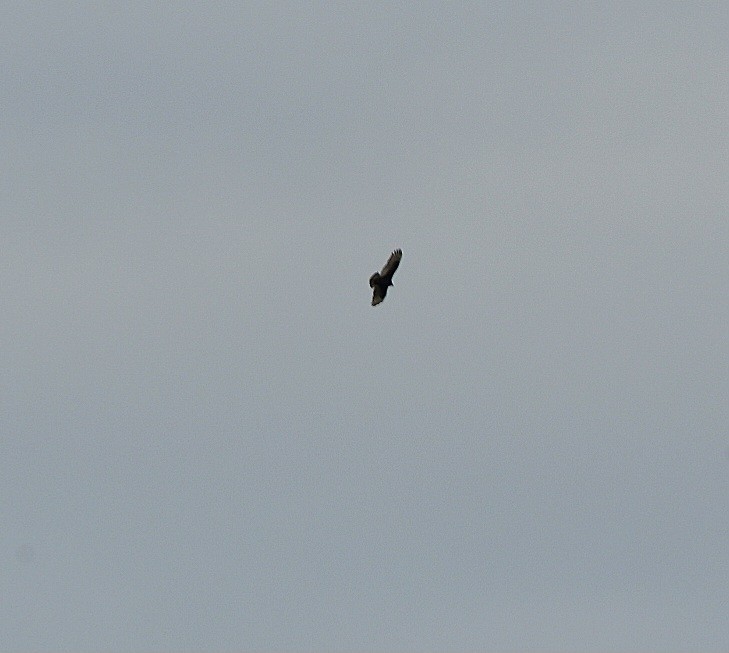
[2,2,728,650]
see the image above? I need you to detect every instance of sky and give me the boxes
[2,2,729,650]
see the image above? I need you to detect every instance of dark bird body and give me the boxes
[369,249,402,306]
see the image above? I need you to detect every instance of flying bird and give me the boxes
[369,248,402,306]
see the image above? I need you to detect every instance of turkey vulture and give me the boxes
[369,248,402,306]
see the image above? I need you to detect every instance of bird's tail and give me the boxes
[369,272,381,288]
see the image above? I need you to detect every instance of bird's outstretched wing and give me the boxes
[371,284,387,306]
[380,249,402,281]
